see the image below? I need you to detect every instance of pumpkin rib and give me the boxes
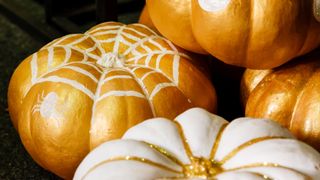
[173,121,194,161]
[296,9,312,56]
[81,156,183,179]
[222,163,310,179]
[209,123,228,159]
[288,69,318,130]
[123,66,156,116]
[146,142,185,166]
[243,0,254,67]
[127,64,193,106]
[219,136,288,165]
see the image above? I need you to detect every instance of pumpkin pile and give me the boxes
[6,0,320,179]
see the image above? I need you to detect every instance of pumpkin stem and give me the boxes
[183,157,223,178]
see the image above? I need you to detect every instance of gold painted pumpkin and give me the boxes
[241,50,320,151]
[74,108,320,179]
[146,0,320,69]
[7,22,216,179]
[139,6,158,33]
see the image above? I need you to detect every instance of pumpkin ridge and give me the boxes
[223,162,310,179]
[26,47,99,99]
[243,0,254,67]
[81,156,183,179]
[289,68,320,130]
[89,69,108,131]
[209,123,228,159]
[126,64,191,105]
[173,121,194,161]
[219,136,288,164]
[123,66,155,116]
[146,142,185,166]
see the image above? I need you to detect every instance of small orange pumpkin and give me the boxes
[146,0,320,69]
[241,50,320,151]
[8,22,216,179]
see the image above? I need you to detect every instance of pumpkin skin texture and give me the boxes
[146,0,320,69]
[7,22,217,179]
[74,108,320,180]
[241,51,320,151]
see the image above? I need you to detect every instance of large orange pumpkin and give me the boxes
[7,22,216,179]
[241,50,320,151]
[146,0,320,69]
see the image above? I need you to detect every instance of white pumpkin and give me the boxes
[74,108,320,180]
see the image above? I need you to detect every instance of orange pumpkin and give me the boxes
[7,22,216,179]
[241,50,320,151]
[146,0,320,69]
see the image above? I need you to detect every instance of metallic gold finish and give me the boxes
[7,22,217,179]
[241,51,320,151]
[146,0,320,69]
[145,0,207,54]
[138,6,159,33]
[191,0,320,69]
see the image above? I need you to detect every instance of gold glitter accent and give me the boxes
[219,137,287,164]
[173,121,194,161]
[81,156,182,180]
[183,157,223,178]
[147,143,184,166]
[209,123,228,159]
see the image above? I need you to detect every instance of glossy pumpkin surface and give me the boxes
[7,22,216,179]
[74,108,320,179]
[241,51,320,151]
[146,0,320,69]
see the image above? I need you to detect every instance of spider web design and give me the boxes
[27,22,194,131]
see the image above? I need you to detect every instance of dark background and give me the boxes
[0,0,244,179]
